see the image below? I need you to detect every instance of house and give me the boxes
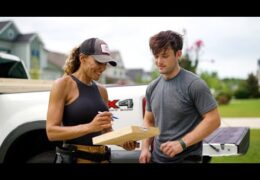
[41,50,67,80]
[0,20,46,79]
[42,49,129,83]
[100,50,129,84]
[126,68,152,84]
[42,50,128,82]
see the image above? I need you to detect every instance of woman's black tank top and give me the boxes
[63,75,108,145]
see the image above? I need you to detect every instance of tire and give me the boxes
[202,156,212,163]
[26,150,56,163]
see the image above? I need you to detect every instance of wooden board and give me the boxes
[0,78,53,93]
[93,126,160,145]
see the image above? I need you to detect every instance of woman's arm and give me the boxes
[46,78,112,141]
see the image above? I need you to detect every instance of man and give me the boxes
[139,30,221,163]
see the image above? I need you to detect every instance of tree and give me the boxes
[234,73,260,99]
[149,61,160,81]
[193,40,204,71]
[200,71,232,105]
[179,39,204,74]
[246,73,260,98]
[179,54,196,73]
[234,80,250,99]
[200,71,222,91]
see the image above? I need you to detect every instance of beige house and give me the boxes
[41,50,67,80]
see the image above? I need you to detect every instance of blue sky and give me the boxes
[1,17,260,79]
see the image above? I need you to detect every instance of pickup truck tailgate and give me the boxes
[203,127,250,156]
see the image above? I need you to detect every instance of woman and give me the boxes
[46,37,136,163]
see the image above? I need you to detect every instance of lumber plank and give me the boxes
[93,126,160,145]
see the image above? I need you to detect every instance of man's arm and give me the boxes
[142,111,155,151]
[182,107,221,148]
[160,107,220,157]
[139,111,155,163]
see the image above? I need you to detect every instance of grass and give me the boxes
[219,99,260,117]
[211,129,260,163]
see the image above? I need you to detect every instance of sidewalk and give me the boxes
[221,118,260,129]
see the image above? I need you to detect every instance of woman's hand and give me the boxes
[121,141,139,151]
[89,111,113,133]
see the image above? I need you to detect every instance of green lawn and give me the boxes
[211,129,260,163]
[219,99,260,117]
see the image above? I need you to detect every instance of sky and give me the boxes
[1,17,260,79]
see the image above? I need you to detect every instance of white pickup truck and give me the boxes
[0,53,250,163]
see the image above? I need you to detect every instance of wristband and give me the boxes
[178,139,187,150]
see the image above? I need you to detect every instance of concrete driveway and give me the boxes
[221,118,260,129]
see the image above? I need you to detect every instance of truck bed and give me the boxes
[0,78,53,93]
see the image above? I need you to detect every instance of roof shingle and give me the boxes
[0,21,11,31]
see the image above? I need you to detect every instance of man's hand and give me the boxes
[160,140,183,157]
[139,149,151,163]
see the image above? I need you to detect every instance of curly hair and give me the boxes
[63,47,81,75]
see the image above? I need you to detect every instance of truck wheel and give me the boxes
[26,150,55,163]
[202,156,212,163]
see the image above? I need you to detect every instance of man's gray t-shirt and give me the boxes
[146,68,217,163]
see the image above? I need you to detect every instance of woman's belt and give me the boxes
[62,143,111,162]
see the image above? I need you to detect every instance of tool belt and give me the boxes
[55,144,111,163]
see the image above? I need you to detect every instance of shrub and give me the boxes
[234,88,250,99]
[215,91,232,105]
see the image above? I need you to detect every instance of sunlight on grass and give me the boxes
[219,99,260,117]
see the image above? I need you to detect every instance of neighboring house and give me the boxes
[101,50,129,84]
[42,50,129,83]
[0,20,46,79]
[42,50,67,80]
[43,50,127,83]
[126,68,152,84]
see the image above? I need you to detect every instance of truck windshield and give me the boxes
[0,56,28,79]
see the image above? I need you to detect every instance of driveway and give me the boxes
[221,118,260,129]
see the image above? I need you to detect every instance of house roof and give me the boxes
[0,20,20,36]
[14,32,45,46]
[47,50,67,69]
[15,33,36,42]
[0,20,43,44]
[0,21,10,32]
